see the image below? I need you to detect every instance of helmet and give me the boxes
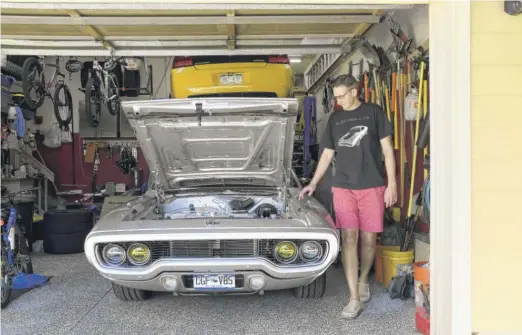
[7,106,17,120]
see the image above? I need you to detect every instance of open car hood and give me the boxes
[121,98,298,189]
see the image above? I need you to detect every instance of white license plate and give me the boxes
[193,274,236,289]
[219,74,243,85]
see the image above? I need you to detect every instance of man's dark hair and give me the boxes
[331,74,358,89]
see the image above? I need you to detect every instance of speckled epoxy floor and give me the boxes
[1,250,418,335]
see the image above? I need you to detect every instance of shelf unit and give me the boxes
[292,96,318,179]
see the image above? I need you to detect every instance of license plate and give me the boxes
[219,74,242,85]
[193,274,236,289]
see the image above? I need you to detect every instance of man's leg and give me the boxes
[341,229,359,300]
[356,186,386,303]
[359,232,377,284]
[332,187,363,319]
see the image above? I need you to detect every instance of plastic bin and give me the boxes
[381,246,414,289]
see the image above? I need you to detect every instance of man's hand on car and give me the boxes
[298,183,317,200]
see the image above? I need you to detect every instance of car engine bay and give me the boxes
[148,195,287,220]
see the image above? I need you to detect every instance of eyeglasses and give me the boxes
[333,87,356,100]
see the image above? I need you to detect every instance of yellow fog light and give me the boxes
[274,241,298,264]
[127,243,151,265]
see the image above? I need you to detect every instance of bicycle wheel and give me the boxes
[21,57,46,109]
[0,248,12,309]
[53,82,73,130]
[85,77,102,128]
[106,73,121,116]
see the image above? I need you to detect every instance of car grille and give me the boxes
[96,239,328,266]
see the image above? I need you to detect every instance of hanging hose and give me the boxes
[420,173,430,224]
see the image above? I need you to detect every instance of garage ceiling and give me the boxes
[0,2,419,57]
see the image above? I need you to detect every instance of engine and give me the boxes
[153,195,285,220]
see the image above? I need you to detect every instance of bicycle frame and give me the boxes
[30,57,66,100]
[92,60,118,103]
[1,189,36,269]
[1,206,18,268]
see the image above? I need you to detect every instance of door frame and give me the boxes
[429,1,472,334]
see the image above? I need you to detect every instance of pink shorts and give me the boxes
[332,186,386,232]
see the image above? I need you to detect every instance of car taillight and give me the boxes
[173,56,193,68]
[268,55,290,64]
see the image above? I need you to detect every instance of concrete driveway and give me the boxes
[1,250,417,335]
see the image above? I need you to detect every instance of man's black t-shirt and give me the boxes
[320,102,393,190]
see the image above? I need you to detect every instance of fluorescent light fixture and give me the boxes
[290,58,302,63]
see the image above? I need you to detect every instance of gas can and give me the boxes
[404,88,420,121]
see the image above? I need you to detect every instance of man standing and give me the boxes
[299,74,397,319]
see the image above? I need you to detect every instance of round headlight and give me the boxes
[102,244,126,265]
[274,241,298,264]
[299,241,323,262]
[127,243,151,265]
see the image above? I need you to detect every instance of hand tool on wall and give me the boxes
[364,72,370,103]
[384,82,392,123]
[357,59,365,101]
[92,148,100,193]
[392,71,399,149]
[422,79,429,179]
[397,58,406,207]
[388,16,413,56]
[400,60,425,252]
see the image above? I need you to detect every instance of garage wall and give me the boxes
[314,5,429,140]
[470,2,522,332]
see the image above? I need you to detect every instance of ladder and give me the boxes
[304,53,343,92]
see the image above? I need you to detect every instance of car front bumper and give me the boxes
[84,227,339,293]
[109,271,320,294]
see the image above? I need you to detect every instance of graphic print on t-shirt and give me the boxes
[338,125,368,148]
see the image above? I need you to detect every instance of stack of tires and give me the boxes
[42,209,94,254]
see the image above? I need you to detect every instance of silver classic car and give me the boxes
[84,98,339,301]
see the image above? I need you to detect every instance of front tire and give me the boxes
[1,249,12,309]
[15,224,33,275]
[21,57,45,109]
[53,82,73,130]
[292,273,327,299]
[112,282,151,301]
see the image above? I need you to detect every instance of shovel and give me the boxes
[401,60,426,252]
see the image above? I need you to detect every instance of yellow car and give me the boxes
[170,55,294,98]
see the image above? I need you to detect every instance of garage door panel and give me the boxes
[0,8,59,16]
[78,10,226,17]
[97,25,224,36]
[0,24,86,36]
[237,23,362,35]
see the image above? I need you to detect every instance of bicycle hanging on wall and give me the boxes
[21,57,73,131]
[84,57,123,128]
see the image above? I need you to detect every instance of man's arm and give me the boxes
[380,135,396,187]
[309,148,335,187]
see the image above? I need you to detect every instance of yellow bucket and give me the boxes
[381,246,414,289]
